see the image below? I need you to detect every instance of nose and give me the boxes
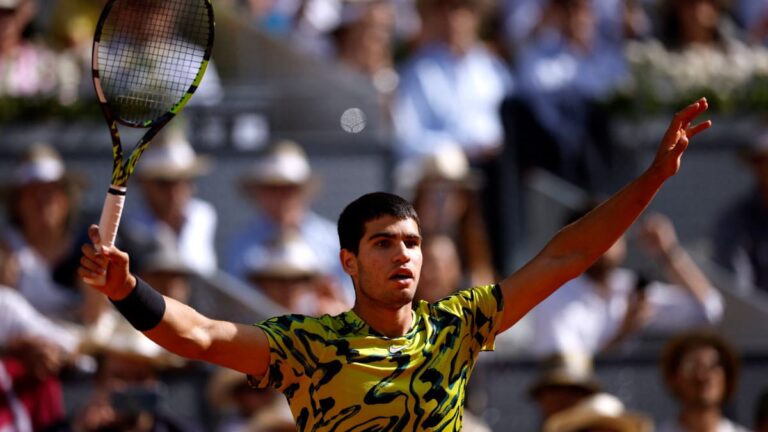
[392,241,411,264]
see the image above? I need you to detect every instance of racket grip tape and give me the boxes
[98,185,127,248]
[84,185,127,286]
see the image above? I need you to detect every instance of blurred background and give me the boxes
[1,0,768,430]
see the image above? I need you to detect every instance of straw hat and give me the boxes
[132,230,196,277]
[135,130,210,180]
[0,0,22,10]
[3,144,85,190]
[528,353,602,399]
[1,145,86,220]
[244,234,323,280]
[239,141,313,188]
[542,393,653,432]
[396,145,483,194]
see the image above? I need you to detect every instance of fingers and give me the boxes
[80,249,107,275]
[685,120,712,139]
[667,98,709,138]
[675,97,709,124]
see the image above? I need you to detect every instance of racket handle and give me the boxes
[84,186,127,286]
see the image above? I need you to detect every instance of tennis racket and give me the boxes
[88,0,214,284]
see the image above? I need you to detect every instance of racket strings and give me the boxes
[98,0,211,124]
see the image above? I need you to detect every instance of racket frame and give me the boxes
[86,0,214,284]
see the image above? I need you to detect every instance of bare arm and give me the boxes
[78,225,270,377]
[637,213,717,305]
[497,98,712,332]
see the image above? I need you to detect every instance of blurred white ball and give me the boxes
[340,108,366,134]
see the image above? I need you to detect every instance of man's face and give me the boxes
[140,178,194,220]
[342,216,422,309]
[672,345,727,408]
[250,276,316,314]
[17,181,71,232]
[252,184,306,228]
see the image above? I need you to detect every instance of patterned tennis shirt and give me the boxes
[249,283,504,431]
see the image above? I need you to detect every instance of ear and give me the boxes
[340,249,358,277]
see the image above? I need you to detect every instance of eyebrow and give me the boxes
[367,232,422,242]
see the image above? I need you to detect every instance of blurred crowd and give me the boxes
[2,0,768,430]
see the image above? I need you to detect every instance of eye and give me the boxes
[405,238,421,248]
[375,239,390,248]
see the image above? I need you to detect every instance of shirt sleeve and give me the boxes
[645,281,724,332]
[0,286,80,353]
[434,284,504,351]
[248,314,324,392]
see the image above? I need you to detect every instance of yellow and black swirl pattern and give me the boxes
[250,284,503,431]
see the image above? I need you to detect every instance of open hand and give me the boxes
[651,98,711,180]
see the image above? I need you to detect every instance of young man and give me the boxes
[79,99,711,430]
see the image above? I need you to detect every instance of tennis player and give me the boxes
[79,99,711,430]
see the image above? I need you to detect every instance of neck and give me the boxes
[353,302,413,338]
[678,404,722,432]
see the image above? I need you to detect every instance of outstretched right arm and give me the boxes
[78,225,270,378]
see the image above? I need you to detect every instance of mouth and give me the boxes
[389,268,414,282]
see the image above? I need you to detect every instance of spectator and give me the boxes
[711,133,768,294]
[528,353,603,425]
[756,389,768,432]
[530,204,723,357]
[402,146,496,287]
[0,337,68,431]
[227,141,350,299]
[501,0,650,57]
[505,0,627,191]
[54,319,193,432]
[658,0,739,51]
[393,0,513,163]
[1,144,86,321]
[206,367,283,432]
[332,0,398,109]
[244,233,348,316]
[735,0,768,43]
[0,241,77,432]
[133,233,198,305]
[657,330,749,432]
[241,0,342,59]
[121,129,218,276]
[415,234,463,303]
[543,392,653,432]
[392,0,513,271]
[0,286,80,357]
[0,0,80,106]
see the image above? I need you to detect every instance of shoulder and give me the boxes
[430,284,503,316]
[257,312,356,339]
[186,198,217,218]
[303,212,338,233]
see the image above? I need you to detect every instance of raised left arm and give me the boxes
[496,98,712,332]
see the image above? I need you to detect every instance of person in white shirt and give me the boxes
[121,128,218,276]
[530,204,723,357]
[1,144,86,321]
